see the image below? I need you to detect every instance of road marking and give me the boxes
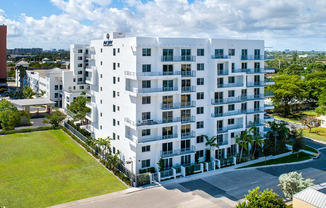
[317,147,326,150]
[250,181,259,184]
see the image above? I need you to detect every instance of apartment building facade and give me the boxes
[65,32,275,175]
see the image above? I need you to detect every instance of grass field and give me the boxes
[287,141,319,153]
[239,152,313,168]
[274,110,317,124]
[0,130,127,208]
[303,127,326,142]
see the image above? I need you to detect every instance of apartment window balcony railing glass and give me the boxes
[124,71,181,77]
[247,119,265,128]
[211,55,230,59]
[126,86,178,94]
[218,140,228,146]
[211,96,243,105]
[211,109,246,118]
[161,101,196,110]
[181,86,196,92]
[246,108,265,114]
[161,55,196,62]
[139,134,178,143]
[217,125,243,133]
[161,146,196,158]
[242,94,265,101]
[181,131,196,139]
[241,55,274,60]
[217,70,229,75]
[264,67,275,73]
[181,71,196,77]
[124,117,181,127]
[246,68,265,74]
[264,115,274,120]
[247,81,265,87]
[232,68,247,73]
[217,83,244,88]
[181,116,196,124]
[264,78,275,84]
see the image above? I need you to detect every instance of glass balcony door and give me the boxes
[181,49,191,61]
[163,80,173,91]
[163,64,173,75]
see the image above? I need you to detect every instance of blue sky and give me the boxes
[0,0,325,51]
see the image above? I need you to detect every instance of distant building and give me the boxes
[293,182,326,208]
[7,48,43,55]
[298,54,315,58]
[15,61,30,68]
[0,25,7,87]
[317,115,326,128]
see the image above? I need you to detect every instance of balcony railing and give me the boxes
[161,55,196,62]
[181,71,196,77]
[217,70,229,75]
[139,134,178,143]
[217,83,244,88]
[181,131,196,139]
[232,68,247,73]
[265,78,275,84]
[126,86,178,94]
[217,125,243,133]
[246,68,265,74]
[246,108,265,114]
[181,116,196,123]
[161,101,196,110]
[211,109,246,118]
[264,67,275,73]
[211,96,243,105]
[241,55,274,60]
[264,90,274,97]
[264,115,274,120]
[211,55,230,59]
[247,119,265,128]
[218,140,228,146]
[247,81,265,87]
[181,86,196,92]
[124,117,181,127]
[124,71,181,77]
[161,145,196,158]
[243,94,265,101]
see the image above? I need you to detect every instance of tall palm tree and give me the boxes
[235,131,252,161]
[250,126,264,158]
[204,135,219,162]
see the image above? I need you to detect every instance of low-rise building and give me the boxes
[293,182,326,208]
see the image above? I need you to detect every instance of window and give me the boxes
[197,92,204,100]
[142,64,151,72]
[77,71,82,75]
[228,119,235,125]
[100,112,102,117]
[73,78,76,82]
[100,87,102,91]
[113,119,116,126]
[55,93,58,98]
[197,121,204,129]
[228,104,235,111]
[113,105,116,112]
[196,150,204,157]
[118,48,120,53]
[215,49,224,57]
[78,56,83,60]
[117,106,120,111]
[113,63,116,70]
[197,49,204,56]
[142,112,151,120]
[118,63,120,67]
[241,62,247,69]
[141,159,150,168]
[197,78,204,85]
[142,48,151,56]
[78,49,83,53]
[142,145,151,152]
[228,90,235,97]
[100,48,103,53]
[142,96,151,104]
[142,129,151,136]
[113,48,116,56]
[113,91,116,98]
[100,74,103,78]
[231,133,235,138]
[79,86,84,90]
[142,80,151,88]
[78,78,82,82]
[113,77,116,84]
[228,49,235,56]
[78,64,82,67]
[118,77,120,82]
[228,77,235,83]
[100,61,102,65]
[197,63,204,71]
[113,133,116,140]
[100,100,102,104]
[197,107,204,114]
[54,85,58,90]
[196,135,204,143]
[60,85,62,90]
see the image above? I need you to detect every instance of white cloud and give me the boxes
[0,0,326,50]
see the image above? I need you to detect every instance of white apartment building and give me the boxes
[66,32,275,175]
[25,68,66,107]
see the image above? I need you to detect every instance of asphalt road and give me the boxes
[52,138,326,208]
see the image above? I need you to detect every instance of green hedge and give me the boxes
[0,126,57,135]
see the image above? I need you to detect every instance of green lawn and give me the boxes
[0,130,127,208]
[303,127,326,142]
[274,110,317,124]
[287,141,319,153]
[239,152,313,168]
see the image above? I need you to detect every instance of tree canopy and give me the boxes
[0,99,22,130]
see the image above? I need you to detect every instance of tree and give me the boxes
[266,121,290,155]
[235,131,253,161]
[43,110,66,128]
[250,126,264,158]
[16,65,27,88]
[235,187,286,208]
[67,96,90,124]
[36,90,46,98]
[283,64,303,76]
[22,86,36,99]
[204,135,219,162]
[278,171,314,199]
[0,99,22,130]
[300,115,318,133]
[290,129,305,159]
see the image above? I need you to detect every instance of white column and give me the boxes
[212,161,216,170]
[200,163,204,173]
[173,168,176,179]
[216,159,221,169]
[205,162,209,171]
[158,172,161,182]
[224,148,228,159]
[181,166,186,177]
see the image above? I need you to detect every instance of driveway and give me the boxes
[52,138,326,208]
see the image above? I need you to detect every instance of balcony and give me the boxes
[217,70,229,76]
[247,81,265,87]
[218,140,228,146]
[181,71,196,77]
[124,71,181,79]
[217,125,243,133]
[124,117,181,127]
[264,90,274,97]
[85,67,97,85]
[264,78,275,85]
[181,86,196,93]
[246,68,265,74]
[211,109,246,118]
[161,145,196,158]
[217,83,244,88]
[85,102,97,122]
[161,101,196,110]
[211,55,230,59]
[181,116,196,124]
[264,104,274,110]
[264,67,275,73]
[232,68,247,73]
[264,115,274,122]
[246,108,265,114]
[161,55,196,62]
[211,96,243,105]
[181,131,196,139]
[126,86,178,95]
[139,134,178,143]
[241,55,274,61]
[247,120,265,128]
[243,94,265,101]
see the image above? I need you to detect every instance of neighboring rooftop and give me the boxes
[10,98,55,107]
[15,61,30,67]
[27,68,68,78]
[294,182,326,208]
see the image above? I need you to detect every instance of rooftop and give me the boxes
[10,98,56,107]
[294,182,326,208]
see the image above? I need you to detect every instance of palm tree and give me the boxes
[250,126,264,158]
[267,121,290,154]
[235,131,252,161]
[204,135,219,162]
[97,137,109,157]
